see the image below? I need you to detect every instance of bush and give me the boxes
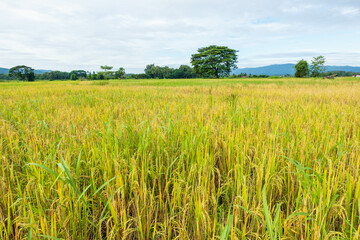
[70,74,78,80]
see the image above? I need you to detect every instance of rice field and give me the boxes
[1,78,360,239]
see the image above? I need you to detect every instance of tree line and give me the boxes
[0,64,200,81]
[0,46,238,81]
[1,46,358,81]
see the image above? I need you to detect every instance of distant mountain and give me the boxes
[34,69,51,74]
[0,67,51,74]
[326,66,360,73]
[0,68,8,74]
[233,64,360,76]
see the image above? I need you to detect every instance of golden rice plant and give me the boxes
[0,78,360,239]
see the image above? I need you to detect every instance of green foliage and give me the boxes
[100,65,114,79]
[191,45,238,78]
[231,73,270,78]
[114,67,126,79]
[144,64,171,79]
[230,72,247,78]
[143,64,197,79]
[97,72,105,80]
[170,65,197,78]
[130,73,150,79]
[100,65,113,72]
[310,56,326,77]
[69,70,87,78]
[9,65,35,81]
[38,71,70,80]
[324,71,360,77]
[0,73,9,80]
[295,60,309,78]
[70,74,78,80]
[219,214,233,240]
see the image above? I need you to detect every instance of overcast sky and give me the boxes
[0,0,359,73]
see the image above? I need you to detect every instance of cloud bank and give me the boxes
[0,0,359,72]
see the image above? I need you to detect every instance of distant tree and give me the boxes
[324,71,360,77]
[144,64,159,78]
[295,60,309,78]
[248,74,269,78]
[90,71,97,80]
[310,56,326,77]
[97,72,105,80]
[170,65,197,78]
[144,64,197,79]
[230,72,248,78]
[144,64,167,78]
[70,74,78,80]
[191,45,238,78]
[115,67,126,79]
[69,70,87,78]
[9,65,35,81]
[100,65,114,79]
[0,73,9,80]
[100,65,113,72]
[131,73,150,79]
[40,71,70,80]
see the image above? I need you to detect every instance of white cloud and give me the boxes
[340,7,359,16]
[281,4,316,13]
[251,23,289,31]
[0,0,359,72]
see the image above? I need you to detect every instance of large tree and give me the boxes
[191,45,238,78]
[144,64,162,78]
[100,65,113,72]
[100,65,114,79]
[310,56,326,77]
[115,67,126,79]
[9,65,35,81]
[294,60,309,78]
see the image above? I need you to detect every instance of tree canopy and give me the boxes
[69,70,87,78]
[115,67,126,79]
[310,56,326,77]
[295,60,309,78]
[39,71,70,80]
[144,64,197,79]
[9,65,35,81]
[100,65,113,71]
[191,45,238,78]
[99,65,114,79]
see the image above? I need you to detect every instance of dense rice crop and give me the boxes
[1,78,360,239]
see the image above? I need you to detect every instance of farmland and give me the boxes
[1,78,360,239]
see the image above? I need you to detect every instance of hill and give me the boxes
[0,67,51,74]
[0,68,8,74]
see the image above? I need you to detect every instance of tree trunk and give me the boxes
[215,68,219,78]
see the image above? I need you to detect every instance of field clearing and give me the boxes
[1,78,360,239]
